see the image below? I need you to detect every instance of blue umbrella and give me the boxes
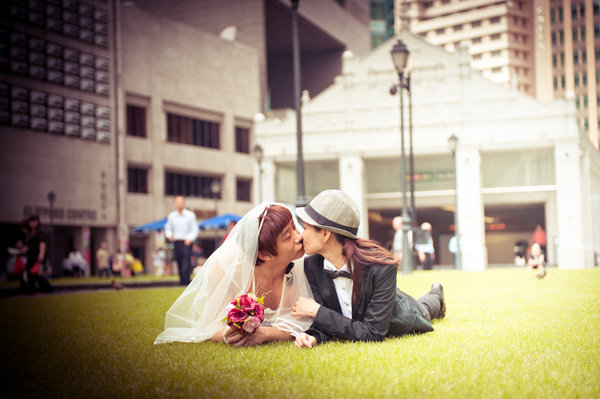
[131,217,167,233]
[199,213,241,230]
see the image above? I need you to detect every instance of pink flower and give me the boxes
[242,316,261,333]
[254,304,264,321]
[227,307,248,323]
[240,294,257,312]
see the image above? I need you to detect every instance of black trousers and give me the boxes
[416,288,443,321]
[174,241,192,285]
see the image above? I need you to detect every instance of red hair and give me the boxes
[256,205,293,265]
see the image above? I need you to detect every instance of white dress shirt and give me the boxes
[165,209,199,242]
[323,258,353,318]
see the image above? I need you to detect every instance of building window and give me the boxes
[491,33,501,40]
[472,53,482,60]
[584,117,589,130]
[581,26,586,39]
[126,105,146,137]
[490,16,501,24]
[580,3,585,17]
[572,5,578,19]
[595,1,599,15]
[582,49,587,63]
[165,172,221,198]
[576,96,580,108]
[471,20,481,28]
[453,24,463,31]
[574,50,579,65]
[552,31,556,45]
[559,30,564,44]
[522,34,527,43]
[235,126,250,154]
[573,27,578,42]
[584,94,588,108]
[472,37,482,44]
[436,28,445,35]
[558,7,563,22]
[597,69,600,83]
[596,48,600,60]
[128,167,148,193]
[166,113,220,149]
[575,73,580,87]
[551,8,556,23]
[491,67,502,73]
[561,75,565,88]
[491,50,502,57]
[583,71,588,86]
[552,54,557,66]
[553,76,558,89]
[236,179,251,202]
[560,52,565,66]
[595,23,599,37]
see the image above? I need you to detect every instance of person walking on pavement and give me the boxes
[165,196,199,285]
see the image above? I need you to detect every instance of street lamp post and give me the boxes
[253,144,264,203]
[47,191,56,273]
[291,0,306,207]
[210,179,221,216]
[390,39,413,274]
[448,134,461,270]
[210,179,221,250]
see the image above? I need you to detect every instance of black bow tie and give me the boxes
[324,269,351,279]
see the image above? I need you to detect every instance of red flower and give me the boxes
[227,307,248,323]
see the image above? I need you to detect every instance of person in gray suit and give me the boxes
[292,190,446,347]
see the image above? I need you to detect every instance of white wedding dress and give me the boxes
[154,203,314,344]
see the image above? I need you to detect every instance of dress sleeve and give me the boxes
[271,257,315,336]
[311,265,397,342]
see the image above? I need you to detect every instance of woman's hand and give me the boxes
[294,333,317,348]
[292,297,320,318]
[221,326,249,347]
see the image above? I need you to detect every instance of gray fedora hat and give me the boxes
[296,190,360,239]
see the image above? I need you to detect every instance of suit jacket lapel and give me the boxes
[316,257,343,314]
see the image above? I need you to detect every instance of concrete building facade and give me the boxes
[0,0,117,274]
[0,0,371,275]
[255,31,600,270]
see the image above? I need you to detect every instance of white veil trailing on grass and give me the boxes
[154,202,314,344]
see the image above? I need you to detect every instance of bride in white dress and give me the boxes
[154,203,314,346]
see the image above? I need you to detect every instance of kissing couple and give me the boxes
[155,190,446,347]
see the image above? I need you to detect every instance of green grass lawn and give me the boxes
[1,268,599,398]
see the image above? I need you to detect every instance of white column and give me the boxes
[339,155,368,238]
[554,143,587,268]
[456,147,487,271]
[545,193,559,265]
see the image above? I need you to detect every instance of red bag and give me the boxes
[29,261,42,275]
[13,256,26,275]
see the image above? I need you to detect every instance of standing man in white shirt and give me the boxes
[165,195,199,285]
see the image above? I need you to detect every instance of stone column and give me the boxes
[339,155,368,238]
[456,147,487,271]
[554,142,587,268]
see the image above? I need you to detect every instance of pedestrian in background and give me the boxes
[96,241,110,277]
[391,216,413,266]
[165,195,199,285]
[415,222,435,270]
[112,249,124,277]
[22,215,53,293]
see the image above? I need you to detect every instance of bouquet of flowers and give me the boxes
[223,293,265,334]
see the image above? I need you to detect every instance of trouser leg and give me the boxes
[417,290,442,321]
[175,242,191,285]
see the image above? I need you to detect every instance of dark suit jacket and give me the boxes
[304,254,433,343]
